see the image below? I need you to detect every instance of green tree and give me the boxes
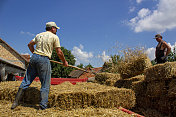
[77,63,84,68]
[85,63,93,69]
[167,51,176,62]
[101,54,121,73]
[51,47,76,78]
[151,59,156,65]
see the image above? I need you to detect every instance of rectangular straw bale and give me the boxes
[0,81,41,103]
[118,57,151,79]
[0,81,136,110]
[0,81,21,101]
[50,82,136,109]
[131,76,147,96]
[144,62,176,82]
[95,72,121,86]
[146,81,167,98]
[114,75,144,89]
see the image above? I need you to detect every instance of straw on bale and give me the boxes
[146,81,167,98]
[131,76,147,96]
[171,100,176,116]
[0,100,135,117]
[136,108,166,117]
[144,62,176,82]
[95,72,121,86]
[118,48,151,79]
[168,79,176,98]
[118,57,151,79]
[0,81,136,110]
[156,96,172,115]
[114,75,144,89]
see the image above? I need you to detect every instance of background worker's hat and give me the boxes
[153,34,162,39]
[46,22,60,29]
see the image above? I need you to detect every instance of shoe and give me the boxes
[11,88,24,109]
[39,106,45,110]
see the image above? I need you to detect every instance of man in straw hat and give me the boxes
[11,22,68,110]
[154,34,171,64]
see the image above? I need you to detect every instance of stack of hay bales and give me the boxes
[95,72,121,86]
[0,81,136,110]
[136,62,176,116]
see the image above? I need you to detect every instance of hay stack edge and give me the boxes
[0,81,136,110]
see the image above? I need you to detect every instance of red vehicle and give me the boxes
[15,76,88,85]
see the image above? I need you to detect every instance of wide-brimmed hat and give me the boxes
[46,22,60,29]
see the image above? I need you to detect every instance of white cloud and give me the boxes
[138,8,151,18]
[128,0,176,33]
[20,31,35,36]
[168,42,176,53]
[136,0,143,4]
[129,6,136,13]
[71,44,93,65]
[145,47,155,60]
[21,53,30,55]
[98,51,111,62]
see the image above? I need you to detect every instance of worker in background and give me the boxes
[154,34,171,64]
[11,22,68,110]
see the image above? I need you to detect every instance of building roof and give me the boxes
[0,57,25,70]
[21,54,30,63]
[68,70,84,78]
[69,67,102,78]
[0,38,28,63]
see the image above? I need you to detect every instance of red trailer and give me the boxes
[15,76,88,85]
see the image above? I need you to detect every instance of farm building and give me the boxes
[69,67,102,78]
[0,38,29,81]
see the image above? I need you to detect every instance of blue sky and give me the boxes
[1,0,176,67]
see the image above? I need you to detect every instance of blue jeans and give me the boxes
[20,54,51,109]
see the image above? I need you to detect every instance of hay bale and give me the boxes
[131,76,147,96]
[144,62,176,82]
[114,75,144,89]
[0,81,136,110]
[146,81,167,98]
[135,96,151,109]
[118,57,151,79]
[95,72,121,86]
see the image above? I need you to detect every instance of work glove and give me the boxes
[161,56,167,60]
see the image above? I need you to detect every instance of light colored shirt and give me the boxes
[33,31,61,58]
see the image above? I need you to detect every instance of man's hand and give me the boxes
[28,40,36,53]
[161,56,167,60]
[63,61,68,67]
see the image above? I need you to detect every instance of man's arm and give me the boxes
[55,47,68,67]
[163,42,171,56]
[28,40,36,53]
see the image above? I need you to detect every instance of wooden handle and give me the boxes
[50,60,87,72]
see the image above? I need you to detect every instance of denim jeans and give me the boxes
[20,54,51,109]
